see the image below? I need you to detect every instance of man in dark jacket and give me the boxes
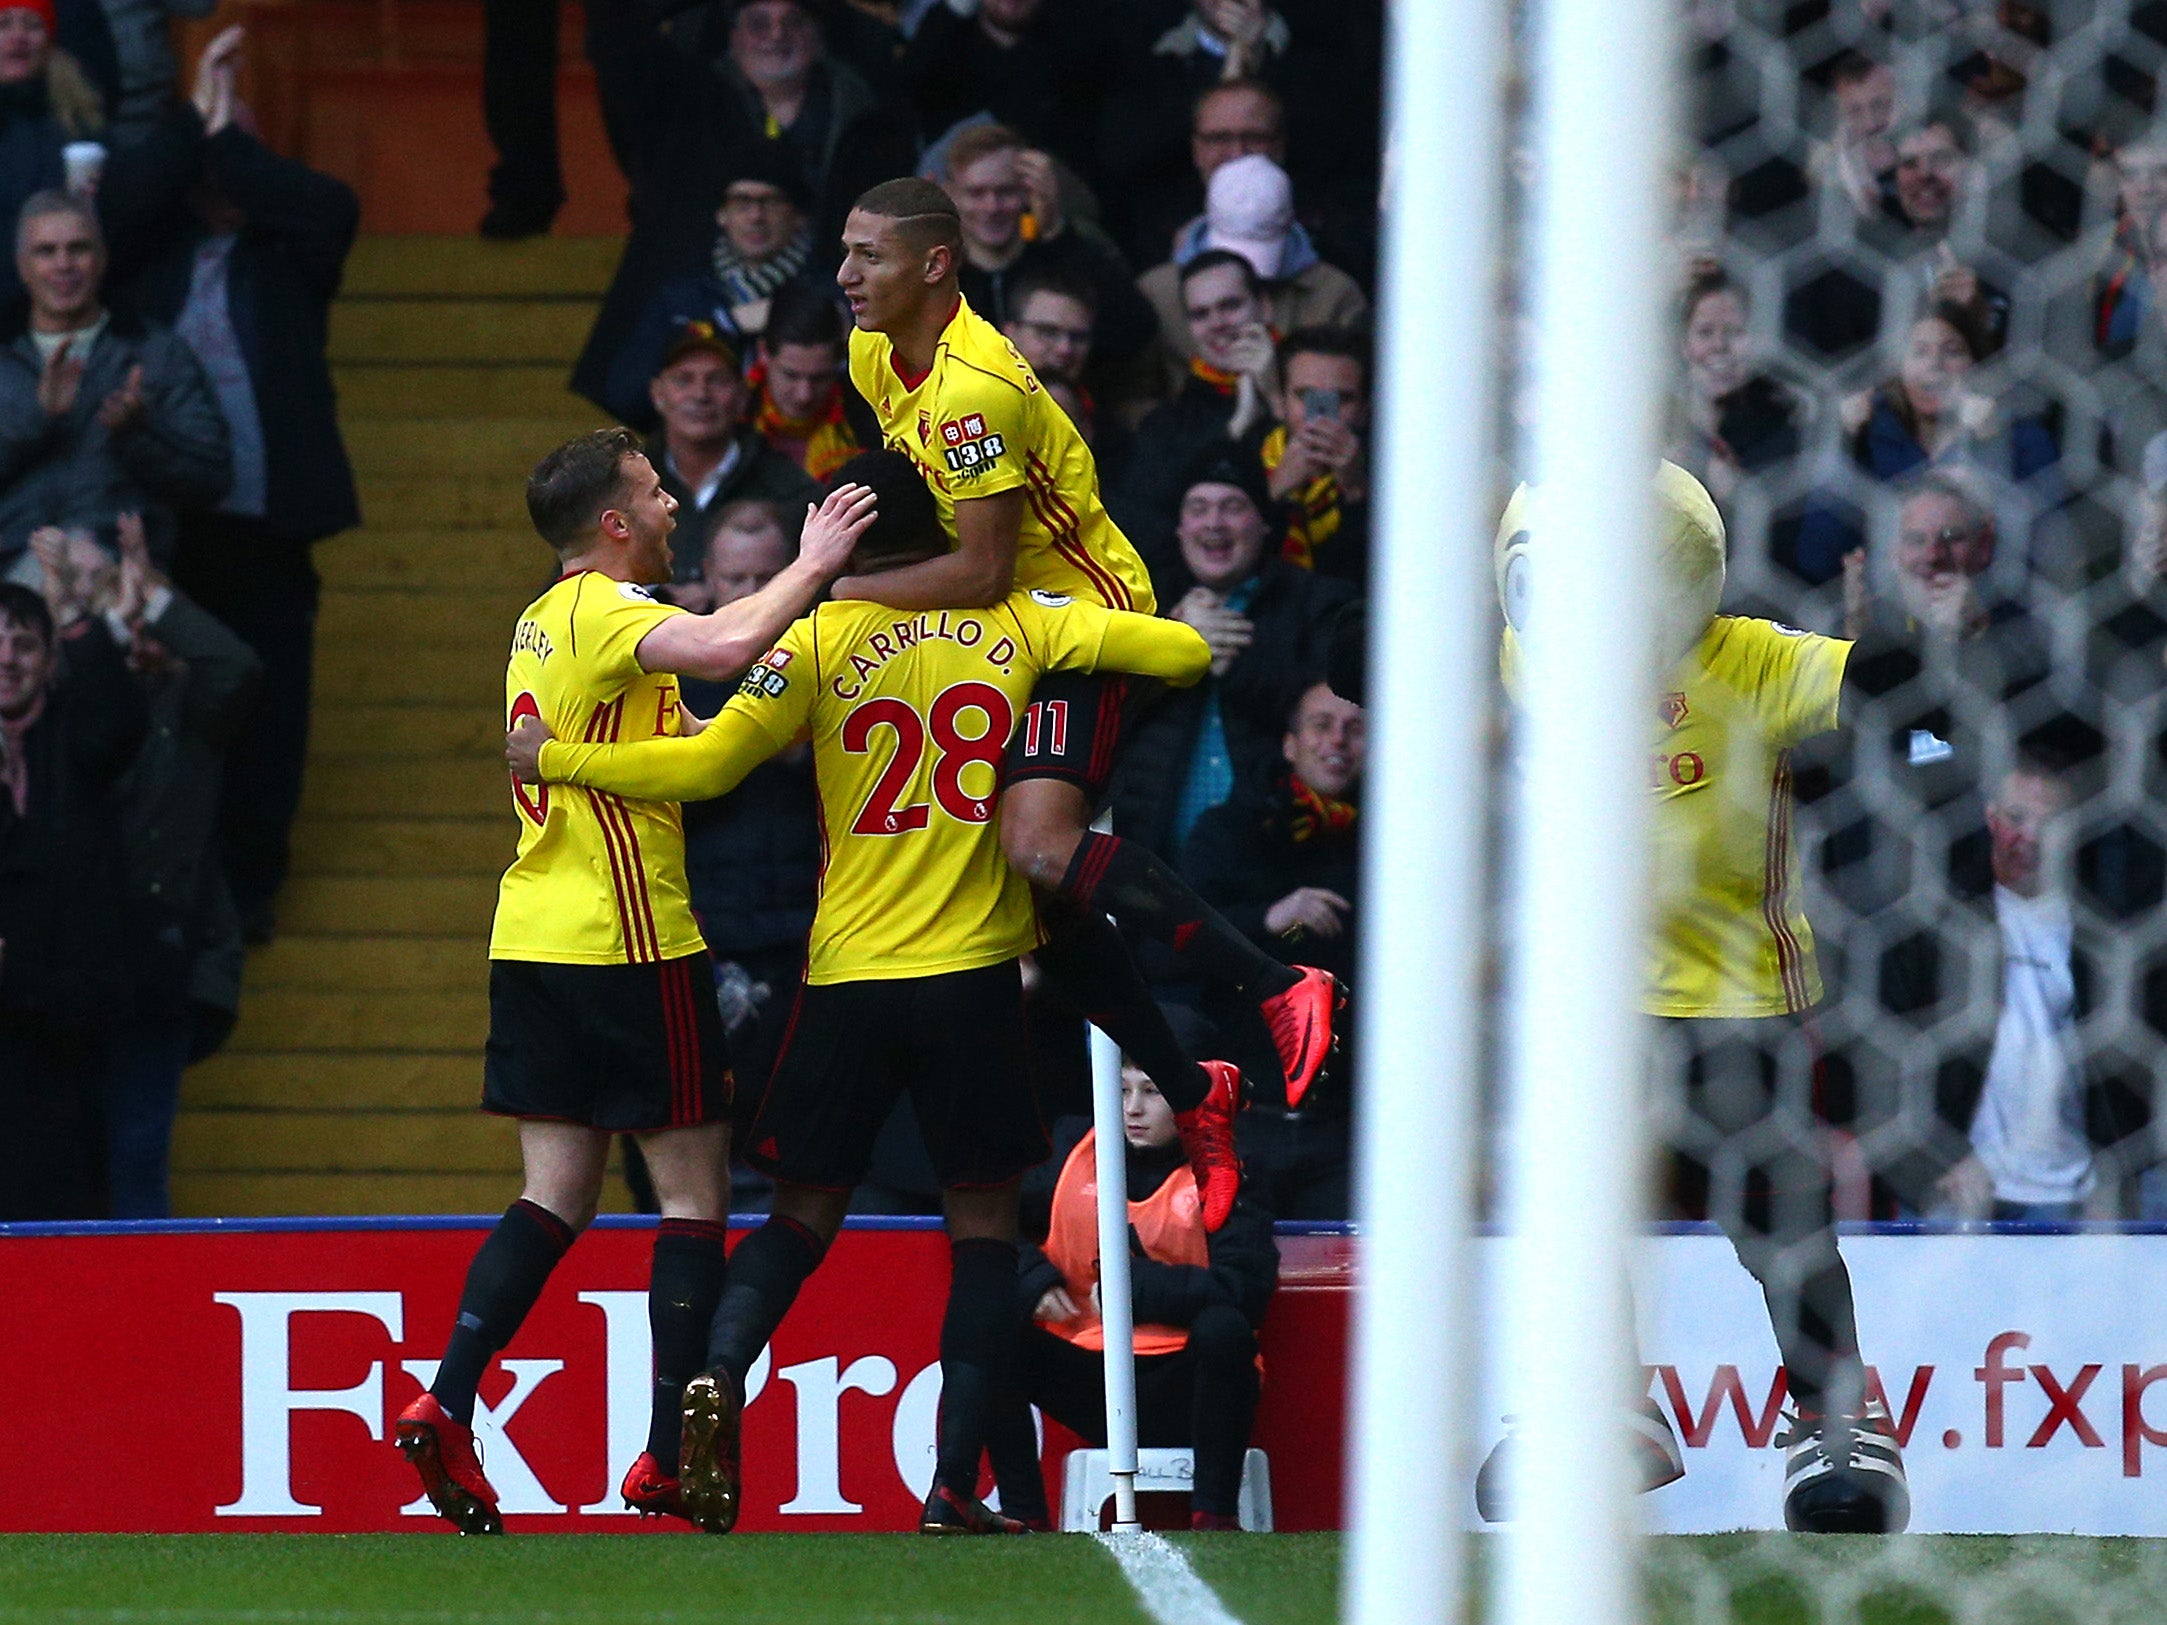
[0,575,144,1219]
[1108,445,1353,867]
[0,189,229,568]
[1182,677,1361,1218]
[117,57,357,941]
[989,1052,1279,1530]
[897,0,1120,183]
[572,0,915,419]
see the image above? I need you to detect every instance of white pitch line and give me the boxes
[1094,1531,1246,1625]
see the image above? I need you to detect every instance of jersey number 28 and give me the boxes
[842,681,1013,835]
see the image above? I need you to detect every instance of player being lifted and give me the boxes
[393,428,876,1534]
[1483,463,1910,1533]
[827,178,1342,1226]
[508,449,1222,1534]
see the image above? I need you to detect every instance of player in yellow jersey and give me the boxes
[394,428,877,1535]
[828,177,1341,1228]
[1481,462,1909,1534]
[508,449,1224,1535]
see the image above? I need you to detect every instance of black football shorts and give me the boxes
[483,952,733,1132]
[742,960,1046,1191]
[1002,670,1158,799]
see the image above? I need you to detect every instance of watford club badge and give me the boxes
[1660,691,1689,729]
[918,409,933,446]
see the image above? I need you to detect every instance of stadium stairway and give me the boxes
[169,236,621,1217]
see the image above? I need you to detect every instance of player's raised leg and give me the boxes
[397,1121,606,1535]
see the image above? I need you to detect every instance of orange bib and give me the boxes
[1042,1132,1208,1354]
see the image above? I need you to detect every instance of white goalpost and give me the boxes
[1088,1020,1143,1534]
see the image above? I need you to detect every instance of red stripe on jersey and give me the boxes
[1762,753,1808,1012]
[1025,455,1131,610]
[599,792,661,963]
[586,787,644,961]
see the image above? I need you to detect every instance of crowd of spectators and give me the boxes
[0,13,357,1221]
[1656,3,2167,1223]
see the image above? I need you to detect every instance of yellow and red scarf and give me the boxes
[749,362,860,482]
[1286,772,1356,844]
[1259,422,1341,570]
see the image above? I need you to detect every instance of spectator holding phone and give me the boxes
[1248,326,1368,585]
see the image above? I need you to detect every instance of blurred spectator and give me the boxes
[747,280,866,482]
[0,190,229,571]
[1108,76,1283,282]
[645,325,817,588]
[1110,445,1352,865]
[1000,269,1132,483]
[42,515,256,1218]
[1667,270,1803,506]
[1115,250,1274,541]
[1869,761,2153,1221]
[1807,51,1897,225]
[673,502,818,1131]
[1249,324,1367,585]
[602,143,823,428]
[479,0,565,238]
[897,0,1120,181]
[97,0,212,146]
[0,573,144,1220]
[572,0,913,422]
[1137,153,1366,397]
[1183,679,1361,1216]
[937,122,1158,383]
[120,35,359,943]
[991,1059,1277,1532]
[2083,128,2167,362]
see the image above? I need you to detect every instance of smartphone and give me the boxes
[1299,387,1343,421]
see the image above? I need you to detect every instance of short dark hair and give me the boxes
[1680,267,1743,326]
[827,449,943,564]
[1826,49,1886,90]
[1178,248,1261,299]
[1920,298,1988,362]
[851,177,963,257]
[1009,269,1098,320]
[1278,325,1369,382]
[527,427,644,553]
[0,581,52,645]
[1193,77,1285,130]
[762,281,848,353]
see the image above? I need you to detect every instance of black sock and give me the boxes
[935,1237,1020,1499]
[1766,1255,1863,1412]
[430,1198,575,1425]
[1061,831,1298,1003]
[707,1215,827,1386]
[647,1217,730,1463]
[1033,897,1211,1115]
[985,1381,1048,1522]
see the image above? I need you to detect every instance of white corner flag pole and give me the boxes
[1343,0,1506,1617]
[1088,1018,1141,1533]
[1503,0,1672,1614]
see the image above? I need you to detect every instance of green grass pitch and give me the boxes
[5,1534,2167,1623]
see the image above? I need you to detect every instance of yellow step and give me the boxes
[342,235,622,298]
[330,299,597,364]
[241,935,489,993]
[314,637,503,704]
[306,707,512,760]
[319,587,525,648]
[344,417,602,477]
[289,814,509,874]
[171,1108,515,1173]
[185,1051,480,1110]
[318,528,552,592]
[336,362,593,420]
[170,1169,642,1219]
[354,474,531,529]
[271,873,501,935]
[225,986,488,1053]
[300,758,505,819]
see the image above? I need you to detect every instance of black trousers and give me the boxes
[0,1013,108,1221]
[171,518,318,922]
[1002,1310,1261,1520]
[1235,1107,1351,1221]
[484,0,563,217]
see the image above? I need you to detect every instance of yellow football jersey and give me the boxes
[1504,615,1851,1017]
[491,570,706,966]
[847,296,1156,615]
[539,589,1208,984]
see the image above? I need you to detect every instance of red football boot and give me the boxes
[621,1452,685,1521]
[1174,1059,1244,1233]
[678,1371,744,1534]
[1258,966,1343,1109]
[394,1392,503,1535]
[919,1483,1032,1534]
[1191,1510,1243,1531]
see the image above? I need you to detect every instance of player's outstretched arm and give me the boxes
[633,484,877,681]
[509,707,785,805]
[1069,607,1212,687]
[829,488,1023,610]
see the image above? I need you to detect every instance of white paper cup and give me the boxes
[62,141,106,196]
